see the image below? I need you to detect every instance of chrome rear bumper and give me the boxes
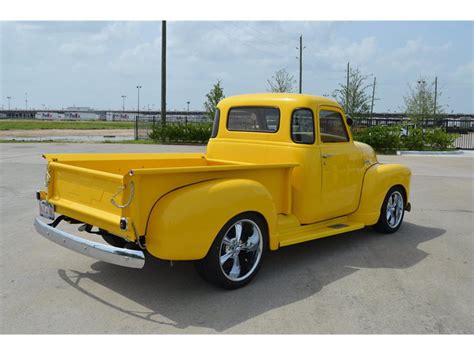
[34,217,145,269]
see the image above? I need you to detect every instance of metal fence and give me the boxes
[353,118,474,150]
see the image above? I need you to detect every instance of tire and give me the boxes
[374,186,405,233]
[194,212,268,289]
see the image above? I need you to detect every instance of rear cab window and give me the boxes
[227,106,280,133]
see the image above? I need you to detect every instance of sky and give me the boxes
[0,21,473,113]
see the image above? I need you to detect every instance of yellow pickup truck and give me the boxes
[35,93,411,289]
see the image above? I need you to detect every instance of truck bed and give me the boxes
[43,152,297,240]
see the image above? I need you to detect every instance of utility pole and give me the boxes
[433,76,438,116]
[161,20,167,126]
[370,76,377,119]
[346,62,350,113]
[136,86,141,140]
[121,95,126,112]
[296,35,305,93]
[7,96,11,110]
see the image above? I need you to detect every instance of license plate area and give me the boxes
[39,200,55,220]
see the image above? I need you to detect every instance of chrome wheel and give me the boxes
[219,219,263,282]
[386,190,404,228]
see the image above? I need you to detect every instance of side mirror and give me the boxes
[346,115,353,127]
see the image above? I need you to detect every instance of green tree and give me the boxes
[403,78,443,124]
[204,80,225,121]
[267,68,296,93]
[332,67,372,120]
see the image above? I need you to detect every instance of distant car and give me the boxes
[35,93,411,289]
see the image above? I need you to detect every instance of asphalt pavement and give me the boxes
[0,143,472,333]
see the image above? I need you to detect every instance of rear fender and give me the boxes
[145,178,277,260]
[350,163,411,225]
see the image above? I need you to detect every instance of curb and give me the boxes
[396,150,464,156]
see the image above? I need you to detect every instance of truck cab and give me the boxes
[207,93,380,224]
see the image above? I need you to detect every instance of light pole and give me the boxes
[186,101,190,124]
[417,80,426,121]
[136,86,141,140]
[25,92,28,110]
[7,96,11,110]
[121,95,126,112]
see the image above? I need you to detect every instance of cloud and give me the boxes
[311,36,377,70]
[378,38,452,73]
[59,41,107,56]
[58,22,141,57]
[450,60,474,83]
[109,37,161,75]
[1,21,471,112]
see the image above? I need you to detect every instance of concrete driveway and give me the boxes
[0,143,472,333]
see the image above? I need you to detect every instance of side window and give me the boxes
[210,108,220,138]
[319,110,349,143]
[291,109,314,144]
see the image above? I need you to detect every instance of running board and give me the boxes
[278,220,365,247]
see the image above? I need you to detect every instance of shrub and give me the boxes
[401,127,425,150]
[424,128,459,150]
[353,125,402,152]
[149,123,212,143]
[354,125,459,151]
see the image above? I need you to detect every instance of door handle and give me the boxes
[322,154,334,158]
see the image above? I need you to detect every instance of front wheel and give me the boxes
[195,212,267,289]
[374,186,405,233]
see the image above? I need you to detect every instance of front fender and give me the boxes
[350,163,411,225]
[145,178,277,260]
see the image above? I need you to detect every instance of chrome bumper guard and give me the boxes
[34,217,145,269]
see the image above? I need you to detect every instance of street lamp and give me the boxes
[186,101,190,124]
[121,95,126,112]
[417,80,427,121]
[136,86,141,140]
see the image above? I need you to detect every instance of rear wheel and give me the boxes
[375,187,405,233]
[195,212,267,289]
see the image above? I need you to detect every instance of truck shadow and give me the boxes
[57,221,445,332]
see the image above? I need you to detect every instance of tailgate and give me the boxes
[45,160,134,239]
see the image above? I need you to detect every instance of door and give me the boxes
[318,107,364,220]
